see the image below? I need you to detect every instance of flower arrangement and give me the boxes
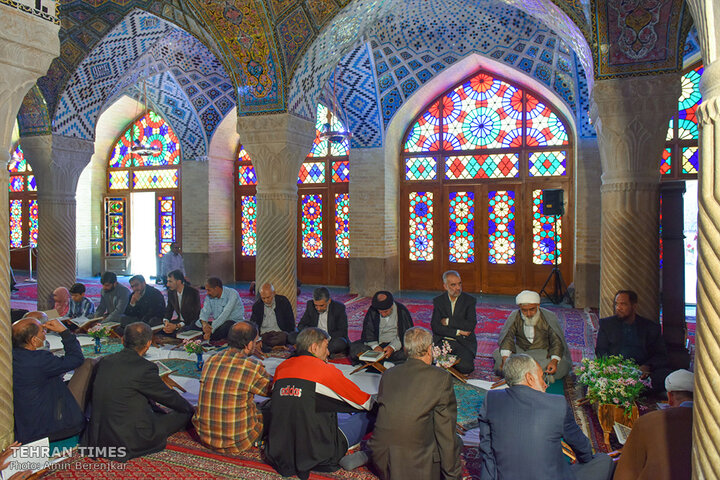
[432,340,458,369]
[182,339,204,355]
[575,355,651,414]
[87,324,110,338]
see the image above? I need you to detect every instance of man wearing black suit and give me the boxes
[478,354,614,480]
[350,291,414,364]
[161,270,201,336]
[122,275,166,329]
[83,322,194,461]
[292,287,349,354]
[430,270,477,374]
[249,283,295,349]
[596,290,670,392]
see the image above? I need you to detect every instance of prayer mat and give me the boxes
[454,382,486,429]
[80,341,124,358]
[161,358,202,379]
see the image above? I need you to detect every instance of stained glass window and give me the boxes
[405,157,437,180]
[409,192,434,261]
[488,191,516,264]
[331,161,349,183]
[238,165,257,186]
[9,176,24,192]
[158,196,176,256]
[661,148,672,175]
[109,171,130,190]
[448,192,474,263]
[108,111,180,168]
[301,194,323,258]
[105,197,126,257]
[9,145,27,173]
[298,162,326,184]
[404,110,443,152]
[10,200,22,248]
[445,154,519,179]
[529,151,567,176]
[309,104,350,158]
[525,94,569,146]
[241,196,257,256]
[133,169,179,190]
[335,193,350,258]
[532,190,562,265]
[663,64,702,179]
[682,147,699,174]
[28,200,38,248]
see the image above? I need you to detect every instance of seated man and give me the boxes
[95,271,130,324]
[266,328,374,479]
[122,275,166,329]
[614,369,694,480]
[249,283,295,350]
[478,354,614,480]
[293,287,349,355]
[161,270,201,336]
[596,290,670,391]
[430,270,477,374]
[12,318,92,443]
[493,290,572,383]
[193,322,272,452]
[350,291,413,364]
[83,322,194,461]
[68,283,96,319]
[196,277,245,341]
[369,327,462,480]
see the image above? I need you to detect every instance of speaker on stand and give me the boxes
[539,189,567,304]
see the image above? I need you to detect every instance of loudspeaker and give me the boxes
[542,189,564,215]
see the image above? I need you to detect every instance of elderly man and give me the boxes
[369,327,462,480]
[266,328,374,479]
[614,369,694,480]
[430,270,477,374]
[194,322,272,453]
[350,291,414,364]
[122,274,166,329]
[161,270,201,336]
[493,290,571,383]
[12,317,92,443]
[478,354,614,480]
[84,322,194,461]
[196,277,245,341]
[249,283,295,350]
[95,271,130,324]
[293,287,349,355]
[596,290,670,391]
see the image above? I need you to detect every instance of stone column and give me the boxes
[22,135,94,310]
[348,147,399,296]
[0,4,60,447]
[237,114,315,314]
[590,74,680,320]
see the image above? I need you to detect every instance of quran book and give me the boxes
[42,309,60,320]
[65,316,98,329]
[177,330,203,340]
[154,361,173,377]
[151,324,165,333]
[613,422,632,445]
[101,321,121,329]
[359,350,385,362]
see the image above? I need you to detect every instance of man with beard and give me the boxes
[493,290,571,383]
[596,290,670,392]
[350,291,414,364]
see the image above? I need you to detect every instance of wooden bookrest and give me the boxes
[161,373,186,393]
[349,351,388,375]
[69,318,101,334]
[442,358,467,383]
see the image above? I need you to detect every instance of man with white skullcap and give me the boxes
[614,369,694,480]
[492,290,572,383]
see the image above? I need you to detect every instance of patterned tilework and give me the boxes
[306,0,338,29]
[683,26,701,66]
[575,54,594,138]
[17,85,52,136]
[117,71,207,159]
[276,6,315,72]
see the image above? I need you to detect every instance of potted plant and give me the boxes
[87,324,110,354]
[432,339,466,382]
[183,339,205,371]
[575,355,650,447]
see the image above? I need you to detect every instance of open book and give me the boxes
[64,316,99,329]
[154,361,173,377]
[177,330,203,340]
[613,422,632,445]
[359,350,386,362]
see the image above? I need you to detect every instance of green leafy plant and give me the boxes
[87,324,110,339]
[182,339,204,355]
[575,355,650,414]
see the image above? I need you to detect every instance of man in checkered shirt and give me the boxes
[193,321,271,452]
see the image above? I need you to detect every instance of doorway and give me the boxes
[130,191,157,279]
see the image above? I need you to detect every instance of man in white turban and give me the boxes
[492,290,572,383]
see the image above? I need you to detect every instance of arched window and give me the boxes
[400,70,573,294]
[234,145,257,281]
[298,103,350,286]
[8,144,38,269]
[104,111,181,275]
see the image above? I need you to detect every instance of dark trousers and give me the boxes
[434,338,475,374]
[155,410,193,439]
[571,453,615,480]
[119,315,163,330]
[288,332,349,355]
[261,331,288,351]
[209,320,235,341]
[349,340,407,364]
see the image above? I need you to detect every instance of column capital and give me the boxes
[237,113,315,194]
[22,134,94,196]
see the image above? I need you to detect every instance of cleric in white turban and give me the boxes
[492,290,572,383]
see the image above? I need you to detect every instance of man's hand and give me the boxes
[457,330,471,337]
[373,345,384,352]
[500,356,508,371]
[639,364,651,379]
[382,345,395,358]
[545,358,559,375]
[201,321,212,341]
[441,317,449,326]
[44,319,67,333]
[130,291,142,305]
[163,321,178,334]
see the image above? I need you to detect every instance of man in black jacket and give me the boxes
[249,283,295,350]
[122,275,166,330]
[596,290,671,391]
[161,270,201,336]
[430,270,478,374]
[12,318,91,443]
[350,291,413,364]
[292,287,349,354]
[83,322,194,461]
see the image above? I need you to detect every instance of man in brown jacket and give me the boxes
[369,327,462,480]
[613,369,693,480]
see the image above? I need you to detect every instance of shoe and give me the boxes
[339,451,368,470]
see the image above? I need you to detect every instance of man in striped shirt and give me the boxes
[193,321,271,452]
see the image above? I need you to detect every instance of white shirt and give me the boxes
[261,300,281,334]
[318,309,329,333]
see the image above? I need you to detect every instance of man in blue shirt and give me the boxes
[196,277,245,341]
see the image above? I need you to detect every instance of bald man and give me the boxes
[249,283,295,350]
[12,317,92,443]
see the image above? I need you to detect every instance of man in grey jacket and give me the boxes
[95,271,130,324]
